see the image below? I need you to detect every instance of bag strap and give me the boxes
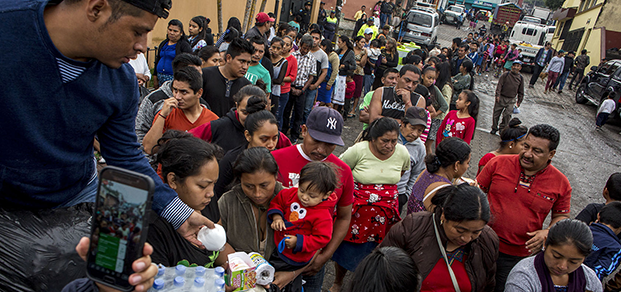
[423,183,451,204]
[432,213,462,292]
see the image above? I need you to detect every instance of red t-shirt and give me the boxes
[436,110,475,146]
[422,253,472,292]
[476,152,497,176]
[281,54,298,94]
[271,145,355,210]
[476,155,572,257]
[267,187,333,265]
[345,80,356,99]
[156,106,218,133]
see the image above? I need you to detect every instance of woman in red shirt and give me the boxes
[477,118,528,175]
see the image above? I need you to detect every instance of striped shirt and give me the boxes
[292,50,317,88]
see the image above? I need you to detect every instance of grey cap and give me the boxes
[305,107,344,146]
[405,106,428,128]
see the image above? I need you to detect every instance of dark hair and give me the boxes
[320,39,334,55]
[599,202,621,229]
[271,36,285,48]
[461,59,474,73]
[428,56,440,66]
[299,162,340,195]
[233,84,268,106]
[155,130,222,183]
[528,124,560,151]
[248,35,266,50]
[233,147,279,179]
[370,39,380,48]
[173,66,203,93]
[66,0,146,24]
[431,184,491,223]
[354,35,366,47]
[403,54,422,65]
[606,173,621,201]
[223,27,240,43]
[435,61,452,90]
[226,17,242,32]
[546,219,593,257]
[499,118,528,148]
[399,64,421,77]
[167,19,186,39]
[581,49,587,54]
[384,68,400,78]
[310,29,322,37]
[338,35,354,51]
[422,65,436,76]
[190,16,208,48]
[363,117,400,141]
[226,38,255,60]
[197,45,220,63]
[461,90,479,124]
[172,53,202,73]
[425,137,471,173]
[245,110,278,136]
[452,37,462,46]
[347,247,421,292]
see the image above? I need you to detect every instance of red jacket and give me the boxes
[267,188,333,266]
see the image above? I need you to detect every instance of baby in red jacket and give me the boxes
[267,162,339,291]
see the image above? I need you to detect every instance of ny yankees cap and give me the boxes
[405,106,428,128]
[123,0,172,19]
[306,107,344,146]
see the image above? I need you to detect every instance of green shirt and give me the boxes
[245,63,272,93]
[339,141,410,185]
[359,90,374,130]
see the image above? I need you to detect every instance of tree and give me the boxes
[545,0,565,10]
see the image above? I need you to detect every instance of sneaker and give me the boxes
[543,90,547,94]
[558,90,562,94]
[528,84,534,89]
[490,129,497,135]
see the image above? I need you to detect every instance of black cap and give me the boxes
[405,107,428,128]
[305,1,312,5]
[306,107,344,146]
[122,0,172,18]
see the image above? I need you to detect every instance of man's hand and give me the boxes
[284,235,297,249]
[160,97,178,117]
[326,84,332,90]
[310,83,319,90]
[76,237,157,292]
[526,229,549,254]
[395,88,411,103]
[495,95,500,102]
[303,250,329,276]
[177,211,216,249]
[291,88,301,96]
[427,105,437,118]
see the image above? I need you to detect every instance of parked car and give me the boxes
[576,59,621,121]
[395,8,439,46]
[443,5,465,25]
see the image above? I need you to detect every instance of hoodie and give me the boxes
[267,187,334,266]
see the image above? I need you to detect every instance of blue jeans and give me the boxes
[276,92,290,130]
[302,265,326,292]
[303,88,318,124]
[363,74,374,96]
[380,13,389,27]
[554,71,570,91]
[56,169,98,208]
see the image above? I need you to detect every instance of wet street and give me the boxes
[321,22,621,291]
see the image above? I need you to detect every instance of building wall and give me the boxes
[595,0,621,32]
[147,0,279,49]
[582,27,602,69]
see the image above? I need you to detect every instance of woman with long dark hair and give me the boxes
[333,35,356,114]
[382,184,499,292]
[350,36,368,118]
[188,16,210,52]
[372,37,398,89]
[154,19,192,88]
[477,118,528,175]
[317,39,340,107]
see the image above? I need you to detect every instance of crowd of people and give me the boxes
[2,0,619,292]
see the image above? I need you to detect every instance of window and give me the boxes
[559,19,573,39]
[407,12,433,27]
[562,28,584,52]
[605,63,620,75]
[522,28,536,36]
[548,27,555,34]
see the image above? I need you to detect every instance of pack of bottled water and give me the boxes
[149,265,226,292]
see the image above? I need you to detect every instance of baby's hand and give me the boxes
[284,235,297,249]
[271,218,286,231]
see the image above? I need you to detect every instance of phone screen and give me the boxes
[88,177,149,282]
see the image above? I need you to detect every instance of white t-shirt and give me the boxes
[598,98,617,115]
[128,53,151,80]
[311,49,329,70]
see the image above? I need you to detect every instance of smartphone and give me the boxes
[86,166,154,291]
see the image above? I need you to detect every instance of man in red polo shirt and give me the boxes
[477,124,571,292]
[271,107,354,292]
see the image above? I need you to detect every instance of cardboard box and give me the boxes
[226,252,257,291]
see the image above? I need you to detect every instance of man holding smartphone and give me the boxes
[0,0,214,290]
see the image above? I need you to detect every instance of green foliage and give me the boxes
[545,0,565,10]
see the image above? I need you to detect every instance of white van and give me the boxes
[397,8,439,46]
[509,21,549,71]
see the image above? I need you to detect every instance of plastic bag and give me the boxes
[0,203,93,292]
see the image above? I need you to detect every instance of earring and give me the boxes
[509,145,512,149]
[440,220,444,225]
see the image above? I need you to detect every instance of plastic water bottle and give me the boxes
[156,267,165,279]
[214,266,225,278]
[175,265,186,277]
[215,278,225,290]
[171,276,185,291]
[190,277,205,292]
[151,279,165,291]
[195,266,206,277]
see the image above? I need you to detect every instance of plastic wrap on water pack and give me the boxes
[0,203,93,292]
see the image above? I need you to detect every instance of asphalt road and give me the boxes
[319,22,621,292]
